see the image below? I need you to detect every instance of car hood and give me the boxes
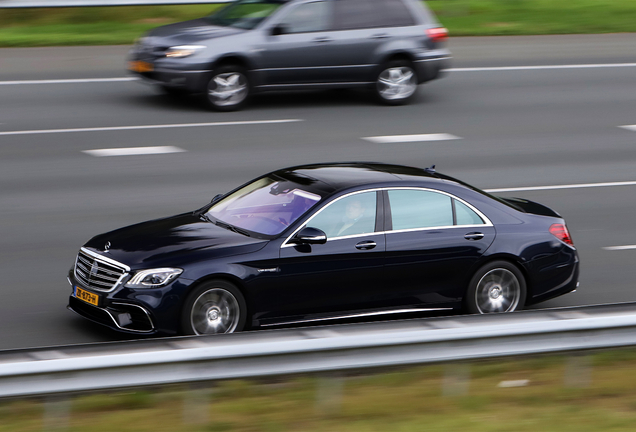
[146,18,245,43]
[83,213,268,269]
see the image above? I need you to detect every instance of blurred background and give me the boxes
[1,0,636,430]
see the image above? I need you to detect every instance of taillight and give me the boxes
[426,27,448,43]
[549,223,574,247]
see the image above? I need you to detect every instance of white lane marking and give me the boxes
[0,119,304,136]
[363,133,461,143]
[619,125,636,131]
[449,63,636,72]
[83,146,185,157]
[497,380,529,388]
[0,77,137,85]
[603,245,636,251]
[485,180,636,193]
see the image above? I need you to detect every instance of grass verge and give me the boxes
[1,0,636,47]
[2,349,636,431]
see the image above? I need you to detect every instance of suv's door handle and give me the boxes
[371,33,390,39]
[464,232,485,241]
[313,36,332,43]
[355,240,377,250]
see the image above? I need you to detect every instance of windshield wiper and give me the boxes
[213,220,252,237]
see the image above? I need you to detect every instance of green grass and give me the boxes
[1,0,636,47]
[4,350,636,431]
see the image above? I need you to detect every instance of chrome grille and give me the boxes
[74,249,128,292]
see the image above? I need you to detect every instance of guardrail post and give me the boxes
[443,363,471,397]
[315,373,343,415]
[43,395,71,431]
[183,382,212,425]
[564,354,591,388]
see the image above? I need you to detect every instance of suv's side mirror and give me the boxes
[211,194,223,204]
[271,24,286,36]
[292,227,327,245]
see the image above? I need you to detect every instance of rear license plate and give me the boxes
[75,286,100,306]
[129,61,153,73]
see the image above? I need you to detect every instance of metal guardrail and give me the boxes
[3,302,636,398]
[0,0,230,7]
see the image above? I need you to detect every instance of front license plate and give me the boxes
[75,286,100,306]
[129,61,153,73]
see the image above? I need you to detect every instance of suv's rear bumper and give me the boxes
[414,51,451,83]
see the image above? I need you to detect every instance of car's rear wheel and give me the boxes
[206,65,250,111]
[375,60,418,105]
[465,261,526,314]
[181,280,247,335]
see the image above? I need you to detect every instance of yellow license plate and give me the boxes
[75,286,99,306]
[129,61,153,73]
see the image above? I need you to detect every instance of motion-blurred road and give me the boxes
[1,34,636,350]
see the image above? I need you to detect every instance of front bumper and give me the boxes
[127,48,210,92]
[67,272,194,335]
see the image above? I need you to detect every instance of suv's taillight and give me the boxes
[426,27,448,43]
[550,223,574,247]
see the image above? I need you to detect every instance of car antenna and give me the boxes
[423,164,436,173]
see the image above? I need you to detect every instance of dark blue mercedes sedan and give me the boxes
[67,163,579,336]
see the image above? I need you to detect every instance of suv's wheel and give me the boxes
[375,60,418,105]
[181,280,247,335]
[465,261,526,314]
[206,65,250,111]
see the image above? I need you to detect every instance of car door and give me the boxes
[267,190,386,323]
[255,0,337,85]
[383,188,496,307]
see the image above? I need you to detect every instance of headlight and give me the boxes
[125,268,183,288]
[165,45,205,58]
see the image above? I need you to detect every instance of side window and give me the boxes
[454,200,485,226]
[307,191,377,239]
[333,0,414,30]
[388,190,453,230]
[278,1,331,34]
[333,0,384,30]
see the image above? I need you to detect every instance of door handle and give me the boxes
[355,240,377,250]
[464,232,485,241]
[313,36,332,43]
[371,33,390,39]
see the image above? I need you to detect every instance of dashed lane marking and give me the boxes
[362,133,461,143]
[485,180,636,193]
[83,146,186,157]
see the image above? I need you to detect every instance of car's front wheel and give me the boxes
[181,280,247,335]
[206,65,250,111]
[375,60,418,105]
[465,261,526,314]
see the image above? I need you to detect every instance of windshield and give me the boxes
[206,0,286,30]
[206,176,322,236]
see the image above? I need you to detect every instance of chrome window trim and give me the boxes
[282,187,493,248]
[75,247,130,293]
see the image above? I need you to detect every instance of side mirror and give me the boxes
[271,24,286,36]
[292,227,327,245]
[211,194,223,204]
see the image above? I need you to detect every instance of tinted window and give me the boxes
[279,1,331,33]
[455,200,484,226]
[207,0,286,30]
[333,0,414,30]
[307,192,377,239]
[207,176,322,236]
[388,189,453,230]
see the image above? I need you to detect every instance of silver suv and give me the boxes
[128,0,451,111]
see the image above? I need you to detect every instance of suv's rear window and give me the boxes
[333,0,415,30]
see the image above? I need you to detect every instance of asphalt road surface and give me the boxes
[1,34,636,350]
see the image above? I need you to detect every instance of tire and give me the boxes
[181,280,247,335]
[205,65,250,111]
[374,60,418,106]
[465,261,527,314]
